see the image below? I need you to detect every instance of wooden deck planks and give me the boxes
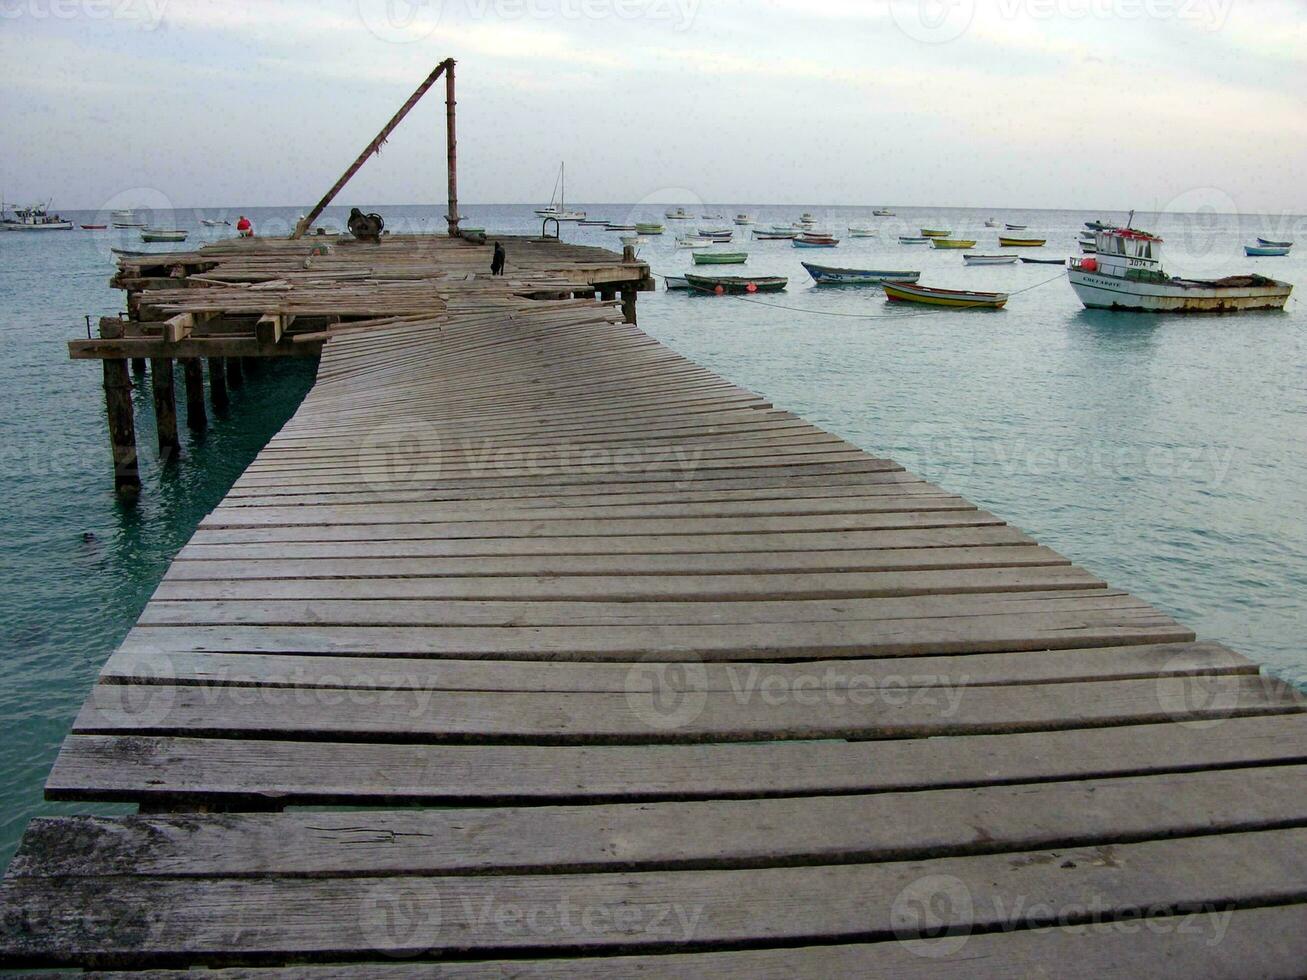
[5,260,1306,974]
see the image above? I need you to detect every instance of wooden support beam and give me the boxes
[181,358,206,431]
[162,314,193,344]
[446,60,459,237]
[130,358,146,375]
[255,313,293,346]
[208,357,229,414]
[101,358,139,496]
[69,337,323,360]
[621,285,638,325]
[148,358,179,461]
[292,59,453,240]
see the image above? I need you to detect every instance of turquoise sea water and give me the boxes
[0,203,1303,870]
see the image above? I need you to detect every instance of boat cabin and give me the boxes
[1093,227,1165,277]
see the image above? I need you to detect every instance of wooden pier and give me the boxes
[2,234,1306,974]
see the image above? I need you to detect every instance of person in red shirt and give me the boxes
[236,216,253,238]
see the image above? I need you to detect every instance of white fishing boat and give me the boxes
[664,207,691,220]
[199,219,231,227]
[676,236,713,248]
[533,162,586,221]
[1068,223,1293,313]
[964,254,1019,265]
[847,226,878,237]
[985,218,1002,228]
[2,200,73,231]
[873,208,894,216]
[733,213,755,225]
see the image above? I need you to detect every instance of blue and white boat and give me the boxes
[802,262,920,285]
[1245,244,1290,257]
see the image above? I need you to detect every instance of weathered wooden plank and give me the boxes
[45,713,1307,803]
[47,904,1307,978]
[149,565,1105,602]
[135,589,1149,628]
[71,673,1303,744]
[3,829,1306,965]
[17,765,1307,878]
[99,641,1255,693]
[159,544,1072,581]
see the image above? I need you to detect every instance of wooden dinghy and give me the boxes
[931,238,977,249]
[883,280,1009,309]
[802,262,920,285]
[691,251,749,265]
[684,273,787,294]
[1000,236,1048,247]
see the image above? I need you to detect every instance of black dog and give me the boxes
[491,242,506,276]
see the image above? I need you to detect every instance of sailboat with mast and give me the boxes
[534,162,586,221]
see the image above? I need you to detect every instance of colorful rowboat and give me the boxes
[692,251,748,265]
[931,238,977,249]
[963,254,1018,265]
[999,236,1047,247]
[1257,238,1294,248]
[684,273,787,294]
[899,235,930,244]
[1245,245,1290,257]
[920,228,950,238]
[883,281,1009,309]
[802,263,921,285]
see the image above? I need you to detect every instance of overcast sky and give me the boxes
[3,0,1304,213]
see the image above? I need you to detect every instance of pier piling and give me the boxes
[181,358,206,430]
[226,356,244,388]
[148,357,179,460]
[208,357,229,414]
[100,358,139,495]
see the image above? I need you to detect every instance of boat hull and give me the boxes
[684,274,787,294]
[999,238,1047,247]
[664,276,691,290]
[3,221,73,231]
[1067,270,1292,312]
[963,255,1018,265]
[793,239,838,248]
[1245,246,1289,257]
[692,252,749,265]
[884,281,1008,309]
[803,263,920,285]
[931,239,976,249]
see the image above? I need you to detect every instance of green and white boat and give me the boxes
[692,251,748,265]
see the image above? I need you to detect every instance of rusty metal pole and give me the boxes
[446,60,459,238]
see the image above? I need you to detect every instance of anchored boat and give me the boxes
[664,275,691,290]
[141,228,189,243]
[899,235,930,245]
[1068,225,1293,312]
[1245,245,1290,257]
[684,273,787,294]
[802,262,920,285]
[964,254,1019,265]
[1005,223,1028,231]
[635,222,664,235]
[920,228,950,238]
[2,201,73,231]
[931,238,977,250]
[691,251,748,265]
[873,208,894,216]
[664,207,691,220]
[794,234,839,248]
[534,162,586,221]
[884,281,1009,309]
[1258,237,1294,247]
[999,236,1047,247]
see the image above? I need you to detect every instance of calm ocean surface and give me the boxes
[1,202,1303,867]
